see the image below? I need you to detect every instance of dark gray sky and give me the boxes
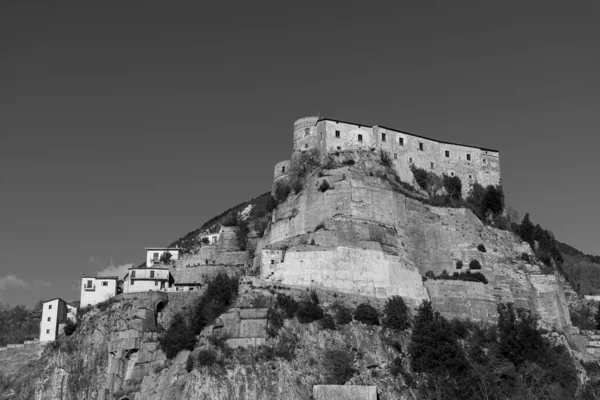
[1,1,598,307]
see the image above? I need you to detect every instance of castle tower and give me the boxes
[292,116,320,153]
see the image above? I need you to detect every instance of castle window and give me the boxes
[335,130,340,138]
[150,271,155,278]
[131,271,135,278]
[419,142,424,151]
[450,171,455,176]
[394,153,397,159]
[431,162,434,169]
[101,281,108,286]
[399,137,404,146]
[304,128,310,137]
[445,150,450,158]
[381,133,386,142]
[358,134,363,142]
[466,154,471,161]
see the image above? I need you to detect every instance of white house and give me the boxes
[200,233,219,245]
[123,266,173,293]
[40,298,68,342]
[80,275,118,307]
[145,247,180,267]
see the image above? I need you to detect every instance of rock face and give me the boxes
[257,167,571,329]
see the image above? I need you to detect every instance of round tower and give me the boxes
[292,116,320,153]
[273,160,290,182]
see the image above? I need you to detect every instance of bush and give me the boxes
[466,183,504,220]
[274,180,292,203]
[275,293,299,318]
[267,307,284,337]
[63,319,77,336]
[443,175,462,201]
[197,349,218,367]
[159,252,173,264]
[383,296,410,331]
[320,314,336,330]
[185,354,194,372]
[568,306,596,330]
[275,330,298,361]
[411,166,429,190]
[296,296,324,324]
[477,244,487,252]
[322,348,355,384]
[334,305,353,325]
[319,180,331,192]
[289,148,320,181]
[380,150,392,167]
[456,260,463,269]
[291,177,304,194]
[157,313,196,359]
[343,159,355,166]
[354,303,380,326]
[469,260,482,270]
[436,270,488,284]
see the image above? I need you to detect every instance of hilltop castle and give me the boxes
[274,116,501,194]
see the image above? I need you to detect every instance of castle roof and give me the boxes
[317,117,499,153]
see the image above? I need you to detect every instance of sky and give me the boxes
[0,1,598,307]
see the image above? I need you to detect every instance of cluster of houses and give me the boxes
[39,230,222,343]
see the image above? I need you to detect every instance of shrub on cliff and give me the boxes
[333,304,353,325]
[190,273,239,334]
[63,319,78,336]
[469,260,482,270]
[275,293,299,318]
[354,303,380,326]
[322,348,355,384]
[267,307,284,337]
[273,180,292,203]
[443,175,462,201]
[466,183,504,220]
[380,150,393,167]
[318,179,331,192]
[157,313,196,359]
[289,148,320,180]
[296,295,323,323]
[477,244,487,252]
[383,296,410,331]
[456,260,463,269]
[411,166,430,190]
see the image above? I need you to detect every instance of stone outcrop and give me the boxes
[256,167,571,329]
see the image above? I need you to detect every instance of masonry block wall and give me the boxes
[275,116,501,195]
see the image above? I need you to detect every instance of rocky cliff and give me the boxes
[257,163,571,330]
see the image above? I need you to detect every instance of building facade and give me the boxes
[145,247,180,267]
[274,116,501,196]
[39,298,67,342]
[123,266,173,293]
[80,275,118,307]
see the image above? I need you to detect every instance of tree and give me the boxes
[594,306,600,330]
[354,303,380,326]
[519,213,534,245]
[443,175,462,201]
[383,296,410,331]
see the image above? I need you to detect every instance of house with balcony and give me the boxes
[80,275,119,307]
[145,247,181,267]
[123,266,174,293]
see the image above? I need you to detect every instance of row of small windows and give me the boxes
[330,130,480,161]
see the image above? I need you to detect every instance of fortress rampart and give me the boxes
[277,116,501,194]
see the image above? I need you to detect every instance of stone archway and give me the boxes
[154,300,167,327]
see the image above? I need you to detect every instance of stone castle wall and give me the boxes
[277,116,501,196]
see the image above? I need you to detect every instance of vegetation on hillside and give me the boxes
[0,302,42,346]
[158,273,239,359]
